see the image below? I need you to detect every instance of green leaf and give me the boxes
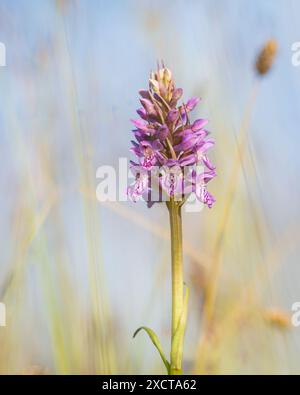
[133,326,170,374]
[170,286,189,370]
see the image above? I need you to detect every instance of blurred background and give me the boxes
[0,0,300,374]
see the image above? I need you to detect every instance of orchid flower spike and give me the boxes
[128,62,216,208]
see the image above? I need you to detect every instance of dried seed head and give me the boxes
[263,308,291,330]
[255,39,278,75]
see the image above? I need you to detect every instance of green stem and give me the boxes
[167,198,184,375]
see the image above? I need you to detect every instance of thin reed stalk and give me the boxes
[194,81,260,372]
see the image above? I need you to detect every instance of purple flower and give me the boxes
[186,97,200,111]
[127,168,150,202]
[127,64,216,208]
[197,187,216,208]
[160,165,185,199]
